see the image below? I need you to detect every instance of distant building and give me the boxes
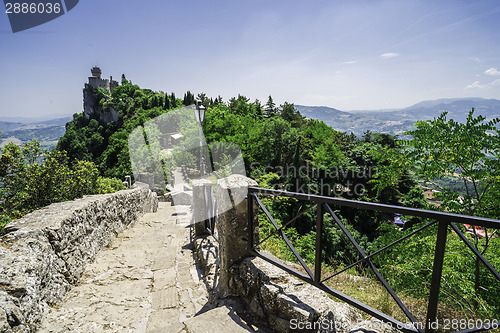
[160,132,184,150]
[87,66,118,91]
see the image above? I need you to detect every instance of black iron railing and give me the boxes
[247,186,500,333]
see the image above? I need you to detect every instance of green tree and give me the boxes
[280,102,304,127]
[228,95,250,115]
[164,92,171,109]
[183,91,195,106]
[264,95,277,117]
[373,109,500,310]
[170,93,177,108]
[402,109,499,218]
[196,92,210,108]
[403,109,500,308]
[151,95,159,108]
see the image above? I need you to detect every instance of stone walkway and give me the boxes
[39,202,263,333]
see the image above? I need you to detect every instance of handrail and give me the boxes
[248,187,500,229]
[247,186,500,333]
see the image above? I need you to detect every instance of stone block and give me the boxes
[171,191,193,206]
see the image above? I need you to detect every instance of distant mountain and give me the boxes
[0,114,73,123]
[405,97,491,110]
[389,98,500,122]
[297,98,500,136]
[0,116,71,149]
[295,105,361,125]
[295,105,349,118]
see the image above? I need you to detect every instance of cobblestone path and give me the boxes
[39,202,262,332]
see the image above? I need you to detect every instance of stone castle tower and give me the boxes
[87,66,119,91]
[84,66,120,123]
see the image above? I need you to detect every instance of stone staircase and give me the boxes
[39,202,269,332]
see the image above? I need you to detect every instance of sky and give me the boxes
[1,0,500,119]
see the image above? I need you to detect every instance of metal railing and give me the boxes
[247,186,500,333]
[203,183,218,241]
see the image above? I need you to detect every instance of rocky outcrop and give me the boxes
[83,84,120,124]
[0,188,157,332]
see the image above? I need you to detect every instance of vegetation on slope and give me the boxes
[0,140,124,231]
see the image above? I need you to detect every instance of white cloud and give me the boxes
[465,79,500,90]
[380,53,399,59]
[341,60,358,65]
[485,67,500,76]
[466,81,481,89]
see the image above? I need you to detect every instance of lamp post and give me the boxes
[195,101,206,178]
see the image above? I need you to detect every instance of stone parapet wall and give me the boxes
[194,235,393,333]
[229,256,384,333]
[0,188,158,332]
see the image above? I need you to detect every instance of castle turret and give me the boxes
[91,66,102,79]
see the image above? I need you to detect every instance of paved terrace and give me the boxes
[39,202,269,333]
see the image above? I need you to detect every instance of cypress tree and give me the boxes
[264,95,276,117]
[164,92,171,110]
[171,93,176,108]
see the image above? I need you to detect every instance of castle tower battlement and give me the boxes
[88,66,118,92]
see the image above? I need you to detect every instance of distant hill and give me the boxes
[0,114,73,123]
[0,116,71,149]
[2,98,499,148]
[297,98,500,136]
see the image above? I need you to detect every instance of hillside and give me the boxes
[297,98,500,136]
[0,117,71,149]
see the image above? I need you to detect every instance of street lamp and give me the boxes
[195,101,206,177]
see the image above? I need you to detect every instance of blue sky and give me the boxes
[1,0,499,118]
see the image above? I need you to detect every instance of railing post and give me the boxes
[425,220,449,333]
[192,179,213,237]
[314,202,324,284]
[248,190,254,253]
[216,175,258,295]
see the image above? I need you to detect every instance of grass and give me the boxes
[260,237,499,333]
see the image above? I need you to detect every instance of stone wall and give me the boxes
[229,257,393,333]
[0,188,158,332]
[194,235,389,333]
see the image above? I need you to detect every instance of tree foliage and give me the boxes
[401,109,500,217]
[0,140,124,231]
